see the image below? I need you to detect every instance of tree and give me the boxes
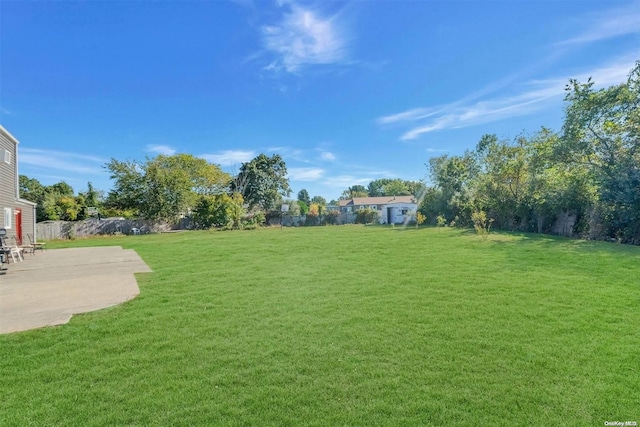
[381,179,411,196]
[104,159,146,216]
[19,176,89,222]
[559,61,640,243]
[310,195,326,206]
[192,192,246,230]
[367,179,425,198]
[19,175,47,220]
[306,202,321,225]
[367,179,393,197]
[105,154,230,221]
[297,189,310,205]
[424,152,478,226]
[144,154,229,220]
[226,193,246,230]
[50,181,74,197]
[474,134,530,230]
[405,181,427,199]
[340,185,368,199]
[56,196,81,221]
[232,154,291,211]
[283,199,301,216]
[83,182,101,208]
[298,200,309,215]
[308,203,320,217]
[19,175,46,204]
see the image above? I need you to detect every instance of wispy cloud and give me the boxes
[268,146,310,163]
[200,150,256,166]
[382,55,636,141]
[288,167,324,181]
[557,2,640,46]
[318,150,336,161]
[145,144,176,155]
[20,148,106,175]
[261,4,348,73]
[377,108,440,125]
[323,174,371,189]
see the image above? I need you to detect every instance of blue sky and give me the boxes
[1,0,639,202]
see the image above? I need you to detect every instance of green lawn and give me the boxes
[1,226,639,426]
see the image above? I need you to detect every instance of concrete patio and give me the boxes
[0,246,152,334]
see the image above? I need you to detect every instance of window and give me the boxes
[4,150,10,164]
[401,209,409,215]
[4,208,12,229]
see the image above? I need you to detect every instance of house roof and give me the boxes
[338,195,416,206]
[0,125,19,145]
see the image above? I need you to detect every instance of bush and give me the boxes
[436,215,447,227]
[472,210,494,238]
[355,208,380,224]
[265,210,282,225]
[192,193,246,230]
[305,215,319,226]
[323,210,340,225]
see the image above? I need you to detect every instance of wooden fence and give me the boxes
[36,218,191,240]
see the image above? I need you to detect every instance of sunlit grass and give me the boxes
[1,226,639,426]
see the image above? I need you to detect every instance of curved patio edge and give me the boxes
[0,246,151,334]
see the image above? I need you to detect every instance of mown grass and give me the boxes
[1,226,639,426]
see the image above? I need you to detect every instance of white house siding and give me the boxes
[380,202,417,224]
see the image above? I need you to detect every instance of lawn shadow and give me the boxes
[483,229,640,258]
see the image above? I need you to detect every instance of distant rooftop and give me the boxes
[338,196,416,206]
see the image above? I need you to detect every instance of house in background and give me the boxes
[0,125,37,244]
[338,195,418,224]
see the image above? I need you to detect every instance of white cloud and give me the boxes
[383,55,637,141]
[323,174,372,189]
[261,5,348,73]
[557,2,640,46]
[377,107,440,125]
[200,150,256,166]
[319,150,336,161]
[399,88,559,140]
[145,144,176,155]
[19,148,106,175]
[288,167,324,181]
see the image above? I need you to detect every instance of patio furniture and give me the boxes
[0,236,23,263]
[14,235,34,256]
[0,247,9,271]
[27,234,46,252]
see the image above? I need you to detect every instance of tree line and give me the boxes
[420,62,640,244]
[19,62,639,243]
[19,153,292,230]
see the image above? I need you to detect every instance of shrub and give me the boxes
[305,215,319,226]
[416,212,426,228]
[436,215,447,227]
[355,208,380,224]
[472,210,494,238]
[192,193,246,230]
[323,210,340,225]
[298,201,309,215]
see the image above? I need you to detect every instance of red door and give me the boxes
[15,208,22,245]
